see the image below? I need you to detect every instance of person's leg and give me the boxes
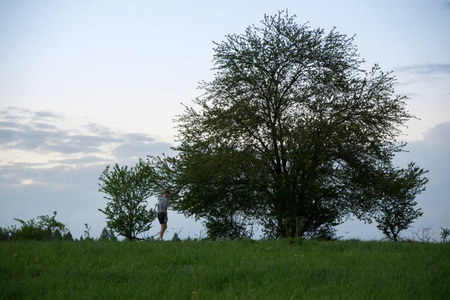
[159,223,167,240]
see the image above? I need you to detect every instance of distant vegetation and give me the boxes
[0,212,117,242]
[1,211,449,243]
[0,211,73,242]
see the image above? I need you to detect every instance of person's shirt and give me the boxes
[158,195,169,213]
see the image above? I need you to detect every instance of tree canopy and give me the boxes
[152,12,427,239]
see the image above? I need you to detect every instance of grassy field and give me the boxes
[1,239,449,299]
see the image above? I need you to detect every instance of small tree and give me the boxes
[375,163,428,241]
[99,227,118,241]
[440,228,450,243]
[63,231,74,241]
[98,158,157,241]
[83,223,94,241]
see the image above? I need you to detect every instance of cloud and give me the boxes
[0,107,170,165]
[34,110,61,120]
[86,122,117,137]
[444,2,450,9]
[398,122,450,165]
[395,64,450,75]
[112,136,174,163]
[0,112,119,156]
[0,107,28,121]
[0,107,174,194]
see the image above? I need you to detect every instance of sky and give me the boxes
[1,0,449,241]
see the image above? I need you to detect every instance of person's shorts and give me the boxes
[158,212,168,224]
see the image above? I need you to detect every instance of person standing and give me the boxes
[157,190,170,240]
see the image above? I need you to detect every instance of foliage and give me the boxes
[62,231,73,241]
[204,212,255,240]
[303,223,339,241]
[0,226,18,241]
[11,211,72,241]
[375,163,428,241]
[1,240,449,299]
[98,158,157,241]
[81,223,94,241]
[160,11,425,238]
[440,228,450,243]
[99,227,118,241]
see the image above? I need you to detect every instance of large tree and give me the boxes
[98,159,157,240]
[166,12,425,238]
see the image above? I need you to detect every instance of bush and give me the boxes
[0,226,18,241]
[12,211,73,241]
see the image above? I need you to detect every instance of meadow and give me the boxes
[1,239,449,299]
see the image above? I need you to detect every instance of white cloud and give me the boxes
[395,64,450,75]
[0,107,171,167]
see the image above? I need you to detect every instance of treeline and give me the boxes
[2,211,449,243]
[0,211,117,242]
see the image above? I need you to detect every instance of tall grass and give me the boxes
[1,240,449,299]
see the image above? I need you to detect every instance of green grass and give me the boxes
[1,240,449,299]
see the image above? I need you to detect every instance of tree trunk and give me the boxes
[284,216,307,238]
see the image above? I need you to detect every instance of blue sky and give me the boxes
[1,0,449,240]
